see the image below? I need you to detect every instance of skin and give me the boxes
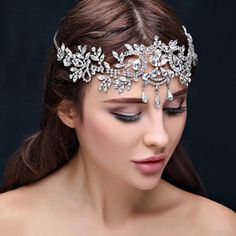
[0,64,236,235]
[63,70,188,225]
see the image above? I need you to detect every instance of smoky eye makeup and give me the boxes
[110,104,187,123]
[108,94,187,123]
[111,105,187,123]
[111,112,142,122]
[109,105,142,122]
[108,104,140,114]
[164,95,186,108]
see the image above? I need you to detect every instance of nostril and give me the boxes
[143,125,169,149]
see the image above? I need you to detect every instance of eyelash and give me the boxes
[112,106,187,123]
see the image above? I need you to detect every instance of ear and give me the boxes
[57,99,78,128]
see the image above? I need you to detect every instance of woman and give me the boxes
[0,0,235,235]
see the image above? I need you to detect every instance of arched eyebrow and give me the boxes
[102,87,188,104]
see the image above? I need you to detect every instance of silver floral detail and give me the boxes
[54,25,198,108]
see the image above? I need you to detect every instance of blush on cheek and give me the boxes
[82,113,125,156]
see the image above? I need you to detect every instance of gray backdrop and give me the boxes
[1,0,236,211]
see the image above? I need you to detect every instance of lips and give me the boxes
[132,157,166,174]
[133,155,166,163]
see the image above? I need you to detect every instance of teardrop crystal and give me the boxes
[155,93,161,108]
[132,59,141,70]
[167,89,173,101]
[142,73,149,81]
[141,89,148,103]
[160,67,167,76]
[151,69,158,78]
[150,56,158,66]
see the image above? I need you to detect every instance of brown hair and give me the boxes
[0,0,207,197]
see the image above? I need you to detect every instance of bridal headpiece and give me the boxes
[54,26,197,108]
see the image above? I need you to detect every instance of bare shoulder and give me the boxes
[165,181,236,235]
[0,187,33,235]
[193,195,236,235]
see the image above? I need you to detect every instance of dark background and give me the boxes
[1,0,235,210]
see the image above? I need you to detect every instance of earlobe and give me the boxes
[57,100,78,128]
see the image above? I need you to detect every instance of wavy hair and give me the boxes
[1,0,207,197]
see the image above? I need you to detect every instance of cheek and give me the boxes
[79,112,133,161]
[167,114,187,148]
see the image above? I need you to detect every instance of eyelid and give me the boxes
[110,107,140,114]
[109,96,186,115]
[111,111,141,116]
[164,96,186,107]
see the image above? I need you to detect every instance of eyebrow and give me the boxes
[102,87,188,104]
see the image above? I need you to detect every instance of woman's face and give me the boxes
[73,67,188,190]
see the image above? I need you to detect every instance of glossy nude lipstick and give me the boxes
[132,155,166,174]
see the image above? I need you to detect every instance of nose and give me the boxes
[143,112,169,150]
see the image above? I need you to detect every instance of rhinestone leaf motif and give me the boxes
[54,26,197,108]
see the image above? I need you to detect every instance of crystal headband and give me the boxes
[53,26,197,108]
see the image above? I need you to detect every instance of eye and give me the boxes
[111,106,186,122]
[163,106,187,116]
[111,112,141,123]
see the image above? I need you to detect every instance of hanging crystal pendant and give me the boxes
[154,83,161,108]
[154,84,160,108]
[141,87,148,103]
[167,88,173,101]
[155,92,161,108]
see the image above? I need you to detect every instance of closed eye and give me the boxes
[111,112,142,123]
[163,106,187,116]
[111,106,186,122]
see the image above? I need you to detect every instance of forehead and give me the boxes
[84,73,186,108]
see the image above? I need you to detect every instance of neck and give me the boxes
[65,151,175,228]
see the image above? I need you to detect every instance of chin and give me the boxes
[131,173,162,191]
